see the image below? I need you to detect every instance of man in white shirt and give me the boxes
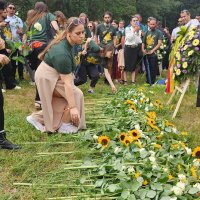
[6,3,24,80]
[171,18,183,43]
[180,10,199,29]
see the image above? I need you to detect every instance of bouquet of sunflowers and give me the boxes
[174,26,200,83]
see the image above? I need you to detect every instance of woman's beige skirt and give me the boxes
[31,61,86,132]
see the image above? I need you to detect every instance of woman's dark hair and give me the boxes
[26,1,48,31]
[88,21,96,35]
[54,10,67,27]
[39,17,83,60]
[0,0,6,10]
[103,11,112,18]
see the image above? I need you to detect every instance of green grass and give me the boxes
[0,72,199,199]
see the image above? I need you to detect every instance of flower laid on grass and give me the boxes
[129,129,140,141]
[192,147,200,161]
[98,135,110,148]
[77,88,200,199]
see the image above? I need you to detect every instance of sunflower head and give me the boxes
[146,111,156,119]
[125,100,134,105]
[129,129,140,141]
[168,174,174,180]
[143,180,148,186]
[153,143,162,149]
[98,135,110,148]
[134,171,141,178]
[130,105,137,112]
[123,136,132,147]
[190,166,197,178]
[181,131,188,136]
[192,147,200,159]
[119,132,127,142]
[165,120,175,127]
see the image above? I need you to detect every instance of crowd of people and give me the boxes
[0,1,199,150]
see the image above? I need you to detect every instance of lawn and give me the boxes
[0,72,199,200]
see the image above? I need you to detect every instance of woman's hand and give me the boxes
[112,86,117,93]
[70,107,80,126]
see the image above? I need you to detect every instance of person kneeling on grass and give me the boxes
[0,54,20,150]
[26,17,86,134]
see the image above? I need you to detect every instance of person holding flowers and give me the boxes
[26,17,86,134]
[24,1,59,110]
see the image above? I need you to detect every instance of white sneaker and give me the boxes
[14,86,21,90]
[26,116,45,132]
[2,89,6,93]
[58,123,78,134]
[29,81,35,86]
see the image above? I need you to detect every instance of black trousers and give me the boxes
[74,63,99,88]
[0,49,16,89]
[26,44,47,101]
[144,54,158,85]
[11,50,24,80]
[0,85,4,131]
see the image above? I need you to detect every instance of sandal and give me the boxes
[131,81,136,84]
[35,101,42,110]
[124,81,128,86]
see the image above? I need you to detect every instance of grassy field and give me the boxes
[0,72,199,200]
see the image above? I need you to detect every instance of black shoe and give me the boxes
[0,139,21,150]
[0,131,21,150]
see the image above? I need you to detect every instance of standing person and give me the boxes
[26,17,86,134]
[54,10,67,30]
[122,16,142,85]
[0,7,20,90]
[0,54,20,149]
[142,18,162,85]
[180,9,199,28]
[95,11,117,92]
[87,21,96,40]
[0,1,20,149]
[6,2,24,81]
[24,1,59,110]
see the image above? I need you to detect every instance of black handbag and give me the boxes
[45,13,57,43]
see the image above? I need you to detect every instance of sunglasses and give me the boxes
[88,25,92,28]
[67,18,85,29]
[8,6,15,10]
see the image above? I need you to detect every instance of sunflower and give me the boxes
[190,166,197,178]
[192,147,200,159]
[125,100,134,105]
[130,105,137,112]
[182,62,188,69]
[123,136,132,147]
[171,143,179,149]
[168,174,174,180]
[178,164,182,172]
[119,132,127,142]
[146,111,156,119]
[135,141,142,148]
[192,39,200,46]
[156,134,163,140]
[129,129,140,141]
[98,135,110,148]
[147,117,156,125]
[153,143,162,149]
[165,120,175,127]
[188,50,194,56]
[134,171,141,178]
[143,180,148,186]
[181,131,188,136]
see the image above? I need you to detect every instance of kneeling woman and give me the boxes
[27,17,86,134]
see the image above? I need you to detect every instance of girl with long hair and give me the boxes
[24,1,59,110]
[26,17,86,134]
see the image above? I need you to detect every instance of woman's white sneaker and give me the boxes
[26,116,45,132]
